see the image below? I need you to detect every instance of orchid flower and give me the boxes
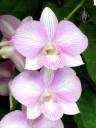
[0,60,14,96]
[0,15,32,72]
[0,110,64,128]
[94,0,96,5]
[12,7,88,70]
[10,67,81,120]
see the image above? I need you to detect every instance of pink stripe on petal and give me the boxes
[10,70,45,107]
[50,67,81,103]
[0,110,29,128]
[12,21,48,58]
[40,7,58,41]
[40,67,54,88]
[42,53,65,70]
[54,20,88,56]
[41,99,63,120]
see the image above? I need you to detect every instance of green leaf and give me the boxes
[79,24,96,83]
[62,115,77,128]
[0,0,39,19]
[74,81,96,128]
[43,2,74,21]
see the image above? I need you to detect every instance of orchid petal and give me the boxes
[60,101,80,115]
[42,52,65,70]
[9,49,25,72]
[0,82,9,96]
[21,16,33,24]
[0,45,25,72]
[63,54,84,67]
[25,53,43,70]
[54,20,88,56]
[27,103,41,119]
[50,67,81,103]
[33,115,64,128]
[10,70,45,107]
[0,110,29,128]
[40,67,54,88]
[40,7,58,41]
[12,21,48,58]
[0,61,14,96]
[94,0,96,5]
[0,15,20,37]
[0,60,14,78]
[41,99,63,120]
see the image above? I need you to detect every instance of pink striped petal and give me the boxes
[60,101,80,115]
[12,21,48,58]
[40,7,58,41]
[27,103,41,119]
[25,53,43,70]
[40,67,54,88]
[33,115,64,128]
[50,67,81,103]
[0,15,20,37]
[54,20,88,56]
[0,110,29,128]
[10,70,45,107]
[41,98,63,120]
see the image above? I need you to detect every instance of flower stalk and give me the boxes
[64,0,85,20]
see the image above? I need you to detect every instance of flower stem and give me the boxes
[9,92,18,111]
[64,0,85,20]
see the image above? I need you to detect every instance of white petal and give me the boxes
[60,101,80,115]
[25,53,43,70]
[27,103,41,119]
[63,54,84,67]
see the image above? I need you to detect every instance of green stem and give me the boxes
[65,0,85,20]
[9,92,18,111]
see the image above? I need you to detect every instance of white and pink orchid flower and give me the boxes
[0,60,14,96]
[0,15,32,72]
[10,67,81,120]
[0,110,64,128]
[12,7,88,70]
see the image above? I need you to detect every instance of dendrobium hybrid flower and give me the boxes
[0,15,32,72]
[10,67,81,120]
[94,0,96,5]
[12,7,88,70]
[0,60,14,96]
[0,110,64,128]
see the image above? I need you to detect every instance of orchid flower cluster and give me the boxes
[0,7,88,128]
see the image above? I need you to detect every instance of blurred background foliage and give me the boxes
[0,0,96,128]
